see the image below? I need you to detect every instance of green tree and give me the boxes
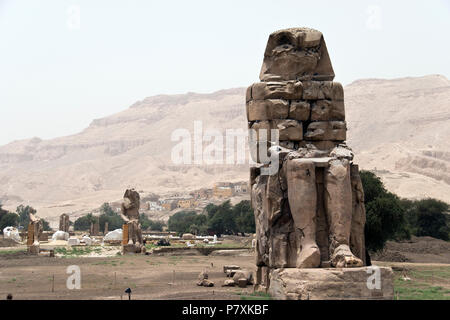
[168,211,199,234]
[98,203,124,231]
[360,171,410,252]
[16,205,36,229]
[74,213,96,231]
[149,220,165,231]
[0,204,9,222]
[233,200,255,235]
[406,199,449,241]
[0,212,19,230]
[360,171,386,203]
[207,201,236,236]
[41,219,52,231]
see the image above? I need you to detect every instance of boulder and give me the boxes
[232,270,254,285]
[182,233,195,240]
[197,279,214,287]
[222,279,236,287]
[223,265,241,274]
[82,235,92,246]
[52,231,69,241]
[103,229,122,241]
[67,237,80,246]
[3,227,21,242]
[237,278,248,288]
[198,270,208,281]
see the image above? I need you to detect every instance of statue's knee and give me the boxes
[287,159,315,179]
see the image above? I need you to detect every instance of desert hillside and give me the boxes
[0,75,449,223]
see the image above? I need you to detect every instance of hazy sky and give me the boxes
[1,0,449,146]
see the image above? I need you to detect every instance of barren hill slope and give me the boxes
[0,75,449,224]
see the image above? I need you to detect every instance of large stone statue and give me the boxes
[120,189,144,254]
[247,28,390,298]
[27,209,43,254]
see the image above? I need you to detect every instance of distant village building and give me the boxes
[177,197,198,209]
[160,199,178,211]
[190,188,213,200]
[233,181,249,194]
[213,181,248,198]
[148,201,163,211]
[213,182,234,198]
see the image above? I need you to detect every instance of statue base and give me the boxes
[27,244,40,255]
[122,243,144,254]
[266,266,394,300]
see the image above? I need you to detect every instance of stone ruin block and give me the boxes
[251,120,303,142]
[311,100,345,121]
[288,100,310,121]
[302,81,344,101]
[250,81,303,100]
[304,121,346,141]
[246,99,289,121]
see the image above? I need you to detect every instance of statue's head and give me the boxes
[123,189,140,210]
[260,27,334,82]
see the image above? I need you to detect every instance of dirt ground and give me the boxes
[1,235,449,300]
[0,248,258,300]
[371,236,450,264]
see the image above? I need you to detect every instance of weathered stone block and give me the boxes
[250,120,303,141]
[237,278,248,288]
[273,120,303,141]
[307,140,339,150]
[311,100,345,121]
[247,99,289,121]
[269,267,394,300]
[304,121,346,141]
[289,100,310,121]
[259,28,334,81]
[223,265,241,274]
[302,81,344,100]
[251,81,303,100]
[233,270,254,285]
[246,85,252,103]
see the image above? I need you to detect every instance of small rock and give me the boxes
[237,278,248,288]
[198,270,208,281]
[222,279,236,287]
[233,270,254,285]
[197,279,214,287]
[223,265,241,273]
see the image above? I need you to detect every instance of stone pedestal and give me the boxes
[268,267,394,300]
[122,243,142,254]
[27,244,40,255]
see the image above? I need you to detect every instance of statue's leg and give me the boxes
[136,222,143,245]
[286,159,320,268]
[325,159,363,268]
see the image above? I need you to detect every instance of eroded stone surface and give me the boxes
[247,28,377,299]
[120,189,144,254]
[269,267,394,300]
[259,28,334,82]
